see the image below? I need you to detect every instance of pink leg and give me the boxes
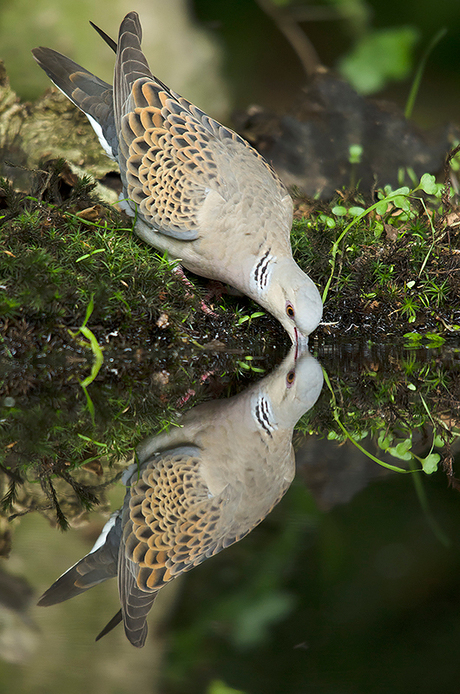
[172,266,219,317]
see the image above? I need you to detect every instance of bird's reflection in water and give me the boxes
[38,346,323,646]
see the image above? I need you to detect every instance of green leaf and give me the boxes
[319,214,336,228]
[420,453,440,474]
[327,431,342,440]
[353,430,368,441]
[76,248,105,262]
[392,186,411,197]
[338,27,419,94]
[419,173,438,195]
[232,592,295,648]
[79,325,104,387]
[349,206,366,216]
[393,195,411,211]
[425,333,446,346]
[403,332,422,342]
[388,438,412,461]
[207,680,246,694]
[375,200,389,216]
[377,431,392,450]
[349,144,363,164]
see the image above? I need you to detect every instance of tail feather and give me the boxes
[95,609,123,641]
[122,587,157,648]
[118,539,157,647]
[37,545,117,606]
[114,11,152,123]
[31,47,117,159]
[38,513,121,607]
[89,20,117,53]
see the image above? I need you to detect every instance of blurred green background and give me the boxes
[2,1,460,692]
[2,0,460,127]
[2,452,460,694]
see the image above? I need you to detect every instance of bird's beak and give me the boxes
[294,327,310,359]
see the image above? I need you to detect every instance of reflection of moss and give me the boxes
[0,164,291,526]
[2,163,460,523]
[0,334,285,529]
[298,342,460,485]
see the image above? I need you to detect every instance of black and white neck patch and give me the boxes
[252,250,275,293]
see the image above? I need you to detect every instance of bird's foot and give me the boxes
[172,266,219,317]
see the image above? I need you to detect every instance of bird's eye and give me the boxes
[286,370,295,386]
[286,303,295,319]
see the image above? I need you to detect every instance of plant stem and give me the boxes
[405,28,447,120]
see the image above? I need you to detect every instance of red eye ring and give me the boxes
[286,303,295,319]
[286,369,295,385]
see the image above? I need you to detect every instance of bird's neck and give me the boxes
[245,248,291,298]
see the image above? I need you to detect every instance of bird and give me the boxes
[32,11,322,344]
[37,344,323,647]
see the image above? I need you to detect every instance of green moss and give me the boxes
[0,165,291,527]
[2,164,460,526]
[292,175,460,335]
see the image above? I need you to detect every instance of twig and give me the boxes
[255,0,321,78]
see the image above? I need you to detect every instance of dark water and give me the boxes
[1,339,459,694]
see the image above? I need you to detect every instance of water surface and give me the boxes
[1,338,459,694]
